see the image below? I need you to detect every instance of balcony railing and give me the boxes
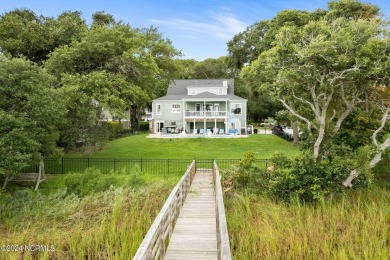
[185,111,227,118]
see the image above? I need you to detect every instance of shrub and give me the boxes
[139,121,150,132]
[267,151,372,202]
[223,151,270,195]
[106,121,124,139]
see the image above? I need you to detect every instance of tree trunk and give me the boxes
[292,121,299,144]
[343,136,390,187]
[313,118,326,161]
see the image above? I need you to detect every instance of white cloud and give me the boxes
[149,9,248,41]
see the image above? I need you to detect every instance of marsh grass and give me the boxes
[0,170,179,259]
[226,187,390,259]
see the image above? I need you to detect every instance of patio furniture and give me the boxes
[206,129,212,135]
[199,129,204,134]
[219,129,224,135]
[192,128,197,134]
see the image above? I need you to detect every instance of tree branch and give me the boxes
[292,91,320,118]
[279,99,316,135]
[372,107,390,146]
[343,108,390,187]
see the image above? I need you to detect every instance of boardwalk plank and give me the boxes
[164,170,217,260]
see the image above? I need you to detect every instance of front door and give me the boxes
[214,104,220,116]
[156,122,164,133]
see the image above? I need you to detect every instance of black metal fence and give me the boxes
[24,158,269,175]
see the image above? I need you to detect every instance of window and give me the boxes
[156,104,161,115]
[231,103,242,115]
[205,103,213,111]
[188,88,197,95]
[217,89,226,95]
[171,104,181,113]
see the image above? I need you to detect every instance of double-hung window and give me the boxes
[171,104,181,113]
[156,104,161,115]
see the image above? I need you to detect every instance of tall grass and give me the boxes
[225,187,390,259]
[0,170,179,259]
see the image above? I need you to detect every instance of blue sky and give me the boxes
[1,0,389,60]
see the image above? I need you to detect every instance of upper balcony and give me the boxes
[185,111,228,118]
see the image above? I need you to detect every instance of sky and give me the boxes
[1,0,390,61]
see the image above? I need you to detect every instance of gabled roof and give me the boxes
[154,78,247,101]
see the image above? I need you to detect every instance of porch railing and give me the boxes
[185,111,228,118]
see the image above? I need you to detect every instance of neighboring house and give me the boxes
[151,79,247,135]
[102,107,152,129]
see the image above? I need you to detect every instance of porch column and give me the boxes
[193,118,196,134]
[214,118,217,134]
[183,100,185,133]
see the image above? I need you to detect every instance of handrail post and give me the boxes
[159,221,165,258]
[213,160,232,260]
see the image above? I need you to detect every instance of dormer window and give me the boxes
[188,88,197,95]
[218,88,227,95]
[223,80,228,87]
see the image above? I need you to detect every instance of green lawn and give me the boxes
[69,134,299,159]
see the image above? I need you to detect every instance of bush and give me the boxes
[106,121,124,139]
[139,121,150,132]
[268,152,362,202]
[223,151,271,195]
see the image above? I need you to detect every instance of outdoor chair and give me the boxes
[192,128,197,134]
[219,129,224,135]
[199,129,204,134]
[206,129,212,135]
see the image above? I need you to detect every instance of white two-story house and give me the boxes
[151,79,247,135]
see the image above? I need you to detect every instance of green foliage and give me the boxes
[0,57,65,176]
[373,149,390,176]
[240,2,388,163]
[138,121,150,131]
[174,56,234,79]
[0,9,87,63]
[223,151,271,195]
[268,150,373,202]
[106,121,124,139]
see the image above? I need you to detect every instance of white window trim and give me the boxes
[156,103,161,115]
[188,88,197,95]
[171,104,181,113]
[231,103,242,115]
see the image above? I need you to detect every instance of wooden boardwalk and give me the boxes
[164,169,217,260]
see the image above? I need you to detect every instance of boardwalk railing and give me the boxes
[133,161,196,260]
[213,160,232,260]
